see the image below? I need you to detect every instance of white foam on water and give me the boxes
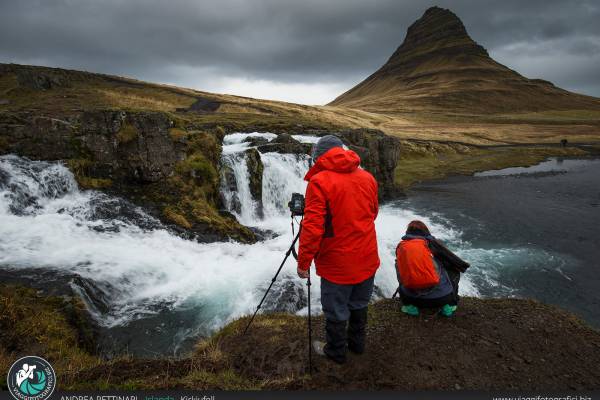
[292,135,321,144]
[0,134,494,338]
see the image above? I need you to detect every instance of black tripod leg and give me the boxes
[307,273,312,374]
[243,227,302,335]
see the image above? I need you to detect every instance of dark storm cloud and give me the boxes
[0,0,599,103]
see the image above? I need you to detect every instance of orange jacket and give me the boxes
[297,147,380,284]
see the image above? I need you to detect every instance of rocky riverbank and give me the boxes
[1,284,600,391]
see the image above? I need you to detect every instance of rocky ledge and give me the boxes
[1,284,599,391]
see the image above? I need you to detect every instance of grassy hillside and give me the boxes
[2,62,600,147]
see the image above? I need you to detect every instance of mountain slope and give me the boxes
[330,7,600,115]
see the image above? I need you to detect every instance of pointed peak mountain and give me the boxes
[388,6,489,64]
[329,7,600,114]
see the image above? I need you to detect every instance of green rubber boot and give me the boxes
[440,304,457,317]
[401,304,419,316]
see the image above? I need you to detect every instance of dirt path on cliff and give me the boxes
[220,298,600,390]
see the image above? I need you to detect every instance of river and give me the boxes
[401,157,600,327]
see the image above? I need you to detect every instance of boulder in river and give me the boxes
[257,133,311,155]
[245,148,264,218]
[243,136,270,147]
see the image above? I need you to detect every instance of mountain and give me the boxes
[330,6,600,115]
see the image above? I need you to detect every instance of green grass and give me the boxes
[116,122,139,144]
[0,285,101,389]
[175,153,218,185]
[394,142,589,188]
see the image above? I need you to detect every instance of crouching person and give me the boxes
[395,220,469,317]
[297,135,380,364]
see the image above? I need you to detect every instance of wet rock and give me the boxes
[221,164,241,214]
[221,162,238,193]
[273,133,295,144]
[257,133,311,155]
[0,168,8,186]
[0,99,9,105]
[263,279,307,313]
[245,148,264,218]
[243,136,270,147]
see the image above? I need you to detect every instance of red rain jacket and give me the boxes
[297,147,380,284]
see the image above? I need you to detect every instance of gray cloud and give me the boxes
[0,0,599,104]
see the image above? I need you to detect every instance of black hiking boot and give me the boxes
[324,319,347,364]
[348,307,368,354]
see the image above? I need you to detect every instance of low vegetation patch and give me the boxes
[169,127,188,141]
[163,206,192,229]
[116,122,139,144]
[394,141,589,188]
[0,285,100,389]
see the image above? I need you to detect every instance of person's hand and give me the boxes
[297,266,310,279]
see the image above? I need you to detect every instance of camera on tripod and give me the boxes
[288,193,305,216]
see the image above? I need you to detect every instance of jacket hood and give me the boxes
[402,233,435,241]
[304,147,361,181]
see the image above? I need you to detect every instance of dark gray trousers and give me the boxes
[320,275,375,362]
[320,275,375,322]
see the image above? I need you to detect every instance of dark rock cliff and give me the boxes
[0,109,254,242]
[245,147,264,218]
[338,129,402,199]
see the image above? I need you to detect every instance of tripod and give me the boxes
[242,220,313,374]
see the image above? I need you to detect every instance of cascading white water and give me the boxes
[261,153,310,219]
[0,133,490,353]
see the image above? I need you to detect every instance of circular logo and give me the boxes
[7,356,56,400]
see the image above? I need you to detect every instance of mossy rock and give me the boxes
[66,158,112,189]
[175,153,218,185]
[116,122,139,144]
[187,131,221,164]
[0,136,9,153]
[163,206,192,229]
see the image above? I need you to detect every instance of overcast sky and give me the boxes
[1,0,599,105]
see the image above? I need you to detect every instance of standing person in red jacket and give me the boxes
[296,135,380,364]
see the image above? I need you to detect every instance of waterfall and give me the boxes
[220,132,310,226]
[261,153,309,218]
[0,133,488,356]
[220,151,259,225]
